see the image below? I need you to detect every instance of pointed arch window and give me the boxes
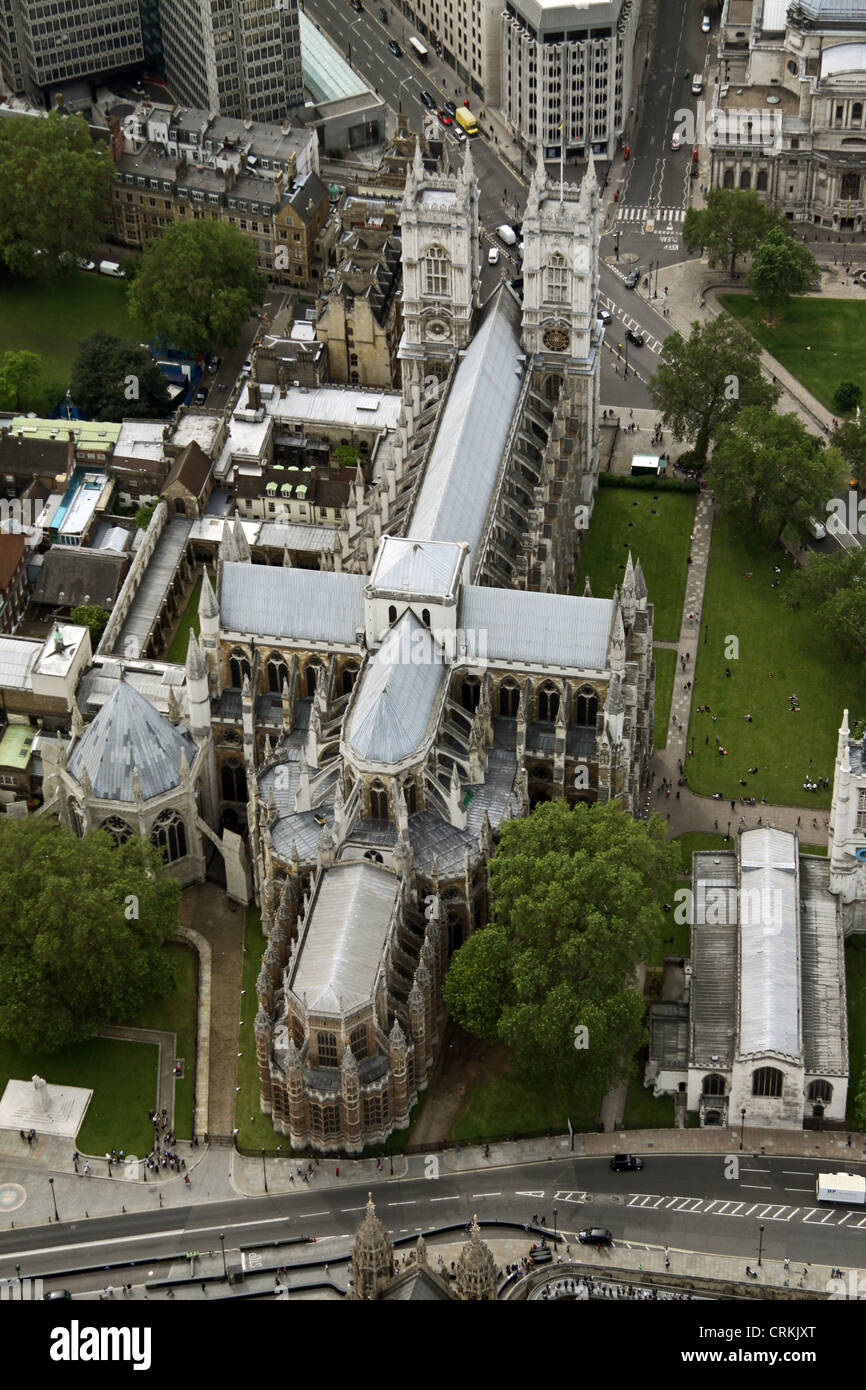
[370,779,389,820]
[402,775,417,816]
[151,810,187,863]
[576,685,598,726]
[305,659,323,698]
[499,679,519,717]
[267,653,289,693]
[229,649,251,687]
[221,759,247,803]
[342,663,359,695]
[424,244,451,298]
[544,252,568,304]
[461,674,481,711]
[102,815,133,846]
[538,682,559,721]
[388,604,398,624]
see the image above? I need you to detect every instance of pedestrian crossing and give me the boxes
[626,1192,866,1230]
[616,205,687,223]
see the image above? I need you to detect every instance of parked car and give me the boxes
[496,224,518,247]
[208,354,222,373]
[578,1228,613,1246]
[378,5,388,19]
[420,90,436,110]
[443,100,456,117]
[488,246,500,264]
[597,307,612,324]
[43,1290,72,1300]
[350,0,363,10]
[611,1153,644,1172]
[74,256,96,271]
[624,269,640,289]
[438,109,452,125]
[625,329,645,346]
[702,13,711,31]
[194,388,208,406]
[387,38,402,55]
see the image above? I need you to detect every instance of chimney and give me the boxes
[107,114,124,163]
[248,380,261,411]
[67,430,76,474]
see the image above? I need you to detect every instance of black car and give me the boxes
[625,329,644,347]
[388,38,402,55]
[350,0,363,10]
[610,1152,643,1171]
[578,1228,613,1247]
[624,269,640,289]
[420,90,436,110]
[443,100,456,117]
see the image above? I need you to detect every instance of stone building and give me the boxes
[710,0,866,229]
[316,231,403,388]
[829,707,866,928]
[348,1195,498,1299]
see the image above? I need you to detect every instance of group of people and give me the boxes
[538,1278,692,1302]
[145,1106,185,1176]
[18,1129,36,1145]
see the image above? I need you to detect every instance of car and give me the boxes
[243,356,253,373]
[387,38,402,56]
[350,0,363,10]
[75,256,96,271]
[624,269,640,289]
[208,354,222,373]
[488,246,500,265]
[453,127,466,142]
[670,132,682,151]
[496,224,518,247]
[43,1290,72,1300]
[611,1152,644,1171]
[625,329,645,347]
[194,388,208,406]
[378,5,388,19]
[692,73,704,95]
[443,100,456,117]
[509,276,524,295]
[438,109,452,125]
[578,1228,613,1247]
[597,307,612,324]
[420,90,436,110]
[807,515,827,541]
[702,13,711,31]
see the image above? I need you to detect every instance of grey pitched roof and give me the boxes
[289,860,399,1012]
[689,849,738,1068]
[345,611,448,765]
[461,586,613,670]
[737,828,801,1061]
[407,286,524,572]
[219,562,365,644]
[32,546,128,609]
[67,681,197,802]
[799,855,848,1075]
[370,536,464,597]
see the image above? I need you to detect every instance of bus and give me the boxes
[454,106,479,137]
[408,35,428,61]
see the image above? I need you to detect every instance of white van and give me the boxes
[496,224,518,247]
[691,73,704,95]
[806,515,827,541]
[99,259,125,278]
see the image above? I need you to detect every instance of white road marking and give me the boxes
[388,1201,416,1207]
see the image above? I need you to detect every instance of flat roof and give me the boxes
[299,11,372,103]
[0,723,36,770]
[10,417,120,449]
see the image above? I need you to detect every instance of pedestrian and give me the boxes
[201,1282,207,1294]
[336,1165,340,1177]
[184,1174,190,1186]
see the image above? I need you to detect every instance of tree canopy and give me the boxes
[682,188,778,276]
[69,331,172,422]
[0,112,113,279]
[648,314,778,463]
[69,604,110,643]
[0,350,42,413]
[444,800,678,1097]
[710,406,841,546]
[128,221,267,356]
[746,225,818,323]
[831,420,866,488]
[783,546,866,657]
[0,818,179,1052]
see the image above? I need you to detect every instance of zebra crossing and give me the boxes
[626,1192,866,1230]
[616,205,687,223]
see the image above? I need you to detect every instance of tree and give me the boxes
[70,604,109,643]
[135,505,156,531]
[746,225,818,324]
[0,818,179,1052]
[710,407,843,546]
[834,381,863,414]
[0,111,113,279]
[0,350,42,412]
[444,800,679,1097]
[831,419,866,488]
[128,221,267,357]
[682,188,777,277]
[334,444,360,469]
[69,332,171,422]
[783,547,866,657]
[648,314,778,463]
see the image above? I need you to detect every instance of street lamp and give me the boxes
[654,259,660,298]
[553,1207,558,1244]
[346,16,363,65]
[758,1223,765,1267]
[739,1107,746,1151]
[261,1147,268,1194]
[727,820,732,841]
[397,75,414,114]
[220,1231,228,1283]
[623,335,629,379]
[48,1177,59,1222]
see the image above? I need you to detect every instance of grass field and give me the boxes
[686,511,865,807]
[576,487,696,643]
[720,294,866,414]
[0,268,141,411]
[846,936,866,1128]
[121,941,197,1141]
[163,576,202,665]
[449,1064,604,1142]
[235,907,270,1152]
[653,647,677,749]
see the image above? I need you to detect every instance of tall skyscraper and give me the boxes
[0,0,153,104]
[158,0,304,122]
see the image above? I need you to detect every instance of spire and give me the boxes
[199,568,218,619]
[582,147,598,200]
[389,1016,406,1048]
[583,575,592,597]
[413,136,424,180]
[167,685,181,724]
[233,518,251,562]
[341,1042,358,1075]
[633,558,648,604]
[186,629,206,681]
[221,522,237,563]
[461,139,475,195]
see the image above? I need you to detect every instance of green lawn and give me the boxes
[235,906,270,1151]
[653,647,677,749]
[674,832,730,869]
[121,942,197,1141]
[846,936,866,1128]
[0,1035,157,1157]
[686,511,864,807]
[163,576,202,665]
[622,1079,676,1130]
[0,268,142,412]
[720,294,866,414]
[450,1063,604,1143]
[577,487,696,642]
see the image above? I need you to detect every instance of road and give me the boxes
[3,1153,865,1292]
